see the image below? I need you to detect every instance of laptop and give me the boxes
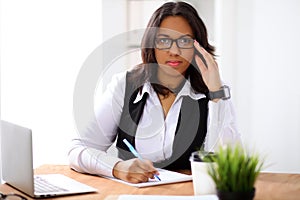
[1,120,97,198]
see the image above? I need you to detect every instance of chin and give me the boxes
[158,64,186,78]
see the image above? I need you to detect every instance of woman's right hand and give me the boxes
[112,158,159,183]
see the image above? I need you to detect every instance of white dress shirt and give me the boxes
[68,71,241,177]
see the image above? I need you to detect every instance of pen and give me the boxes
[123,138,161,181]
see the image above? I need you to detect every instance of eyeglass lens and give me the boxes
[155,37,194,49]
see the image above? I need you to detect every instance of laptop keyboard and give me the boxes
[34,176,68,193]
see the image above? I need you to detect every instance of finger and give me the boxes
[193,39,201,52]
[127,159,155,178]
[194,40,216,69]
[127,176,145,184]
[194,40,211,68]
[130,172,150,183]
[136,159,160,180]
[130,159,160,179]
[138,159,157,172]
[195,54,207,75]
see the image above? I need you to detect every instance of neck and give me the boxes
[157,69,185,91]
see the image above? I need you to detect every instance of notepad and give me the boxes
[108,168,192,187]
[118,195,218,200]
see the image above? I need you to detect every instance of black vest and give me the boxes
[116,71,209,170]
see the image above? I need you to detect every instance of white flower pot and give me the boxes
[190,152,217,195]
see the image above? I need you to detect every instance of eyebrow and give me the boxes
[156,33,194,38]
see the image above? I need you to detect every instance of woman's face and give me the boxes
[155,16,195,77]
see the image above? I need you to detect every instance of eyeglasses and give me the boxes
[155,36,194,50]
[0,193,27,200]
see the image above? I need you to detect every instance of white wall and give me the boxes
[218,0,300,172]
[1,0,102,167]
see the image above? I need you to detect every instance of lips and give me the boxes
[166,60,182,67]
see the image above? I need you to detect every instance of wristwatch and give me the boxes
[208,85,231,100]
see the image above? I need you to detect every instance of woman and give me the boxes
[69,1,241,183]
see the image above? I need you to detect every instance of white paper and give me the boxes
[118,195,218,200]
[108,168,192,187]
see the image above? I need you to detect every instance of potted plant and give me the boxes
[207,145,263,200]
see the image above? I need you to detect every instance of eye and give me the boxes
[178,37,193,46]
[156,38,171,46]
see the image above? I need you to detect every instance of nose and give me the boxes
[169,41,181,55]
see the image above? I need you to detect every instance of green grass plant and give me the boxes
[207,145,263,192]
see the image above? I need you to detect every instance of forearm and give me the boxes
[68,139,122,177]
[204,99,242,151]
[69,73,126,177]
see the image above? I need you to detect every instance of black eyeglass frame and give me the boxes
[0,192,27,200]
[154,36,195,50]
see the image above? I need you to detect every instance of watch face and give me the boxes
[222,86,231,100]
[208,85,231,100]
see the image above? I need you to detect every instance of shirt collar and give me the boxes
[133,82,153,104]
[133,80,206,104]
[177,80,206,100]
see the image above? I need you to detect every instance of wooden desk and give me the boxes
[0,165,299,200]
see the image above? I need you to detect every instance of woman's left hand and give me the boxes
[194,40,222,92]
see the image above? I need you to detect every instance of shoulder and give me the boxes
[112,71,127,84]
[106,67,145,97]
[111,66,145,84]
[102,71,126,93]
[94,71,127,103]
[126,65,145,79]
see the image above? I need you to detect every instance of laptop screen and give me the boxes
[1,120,35,196]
